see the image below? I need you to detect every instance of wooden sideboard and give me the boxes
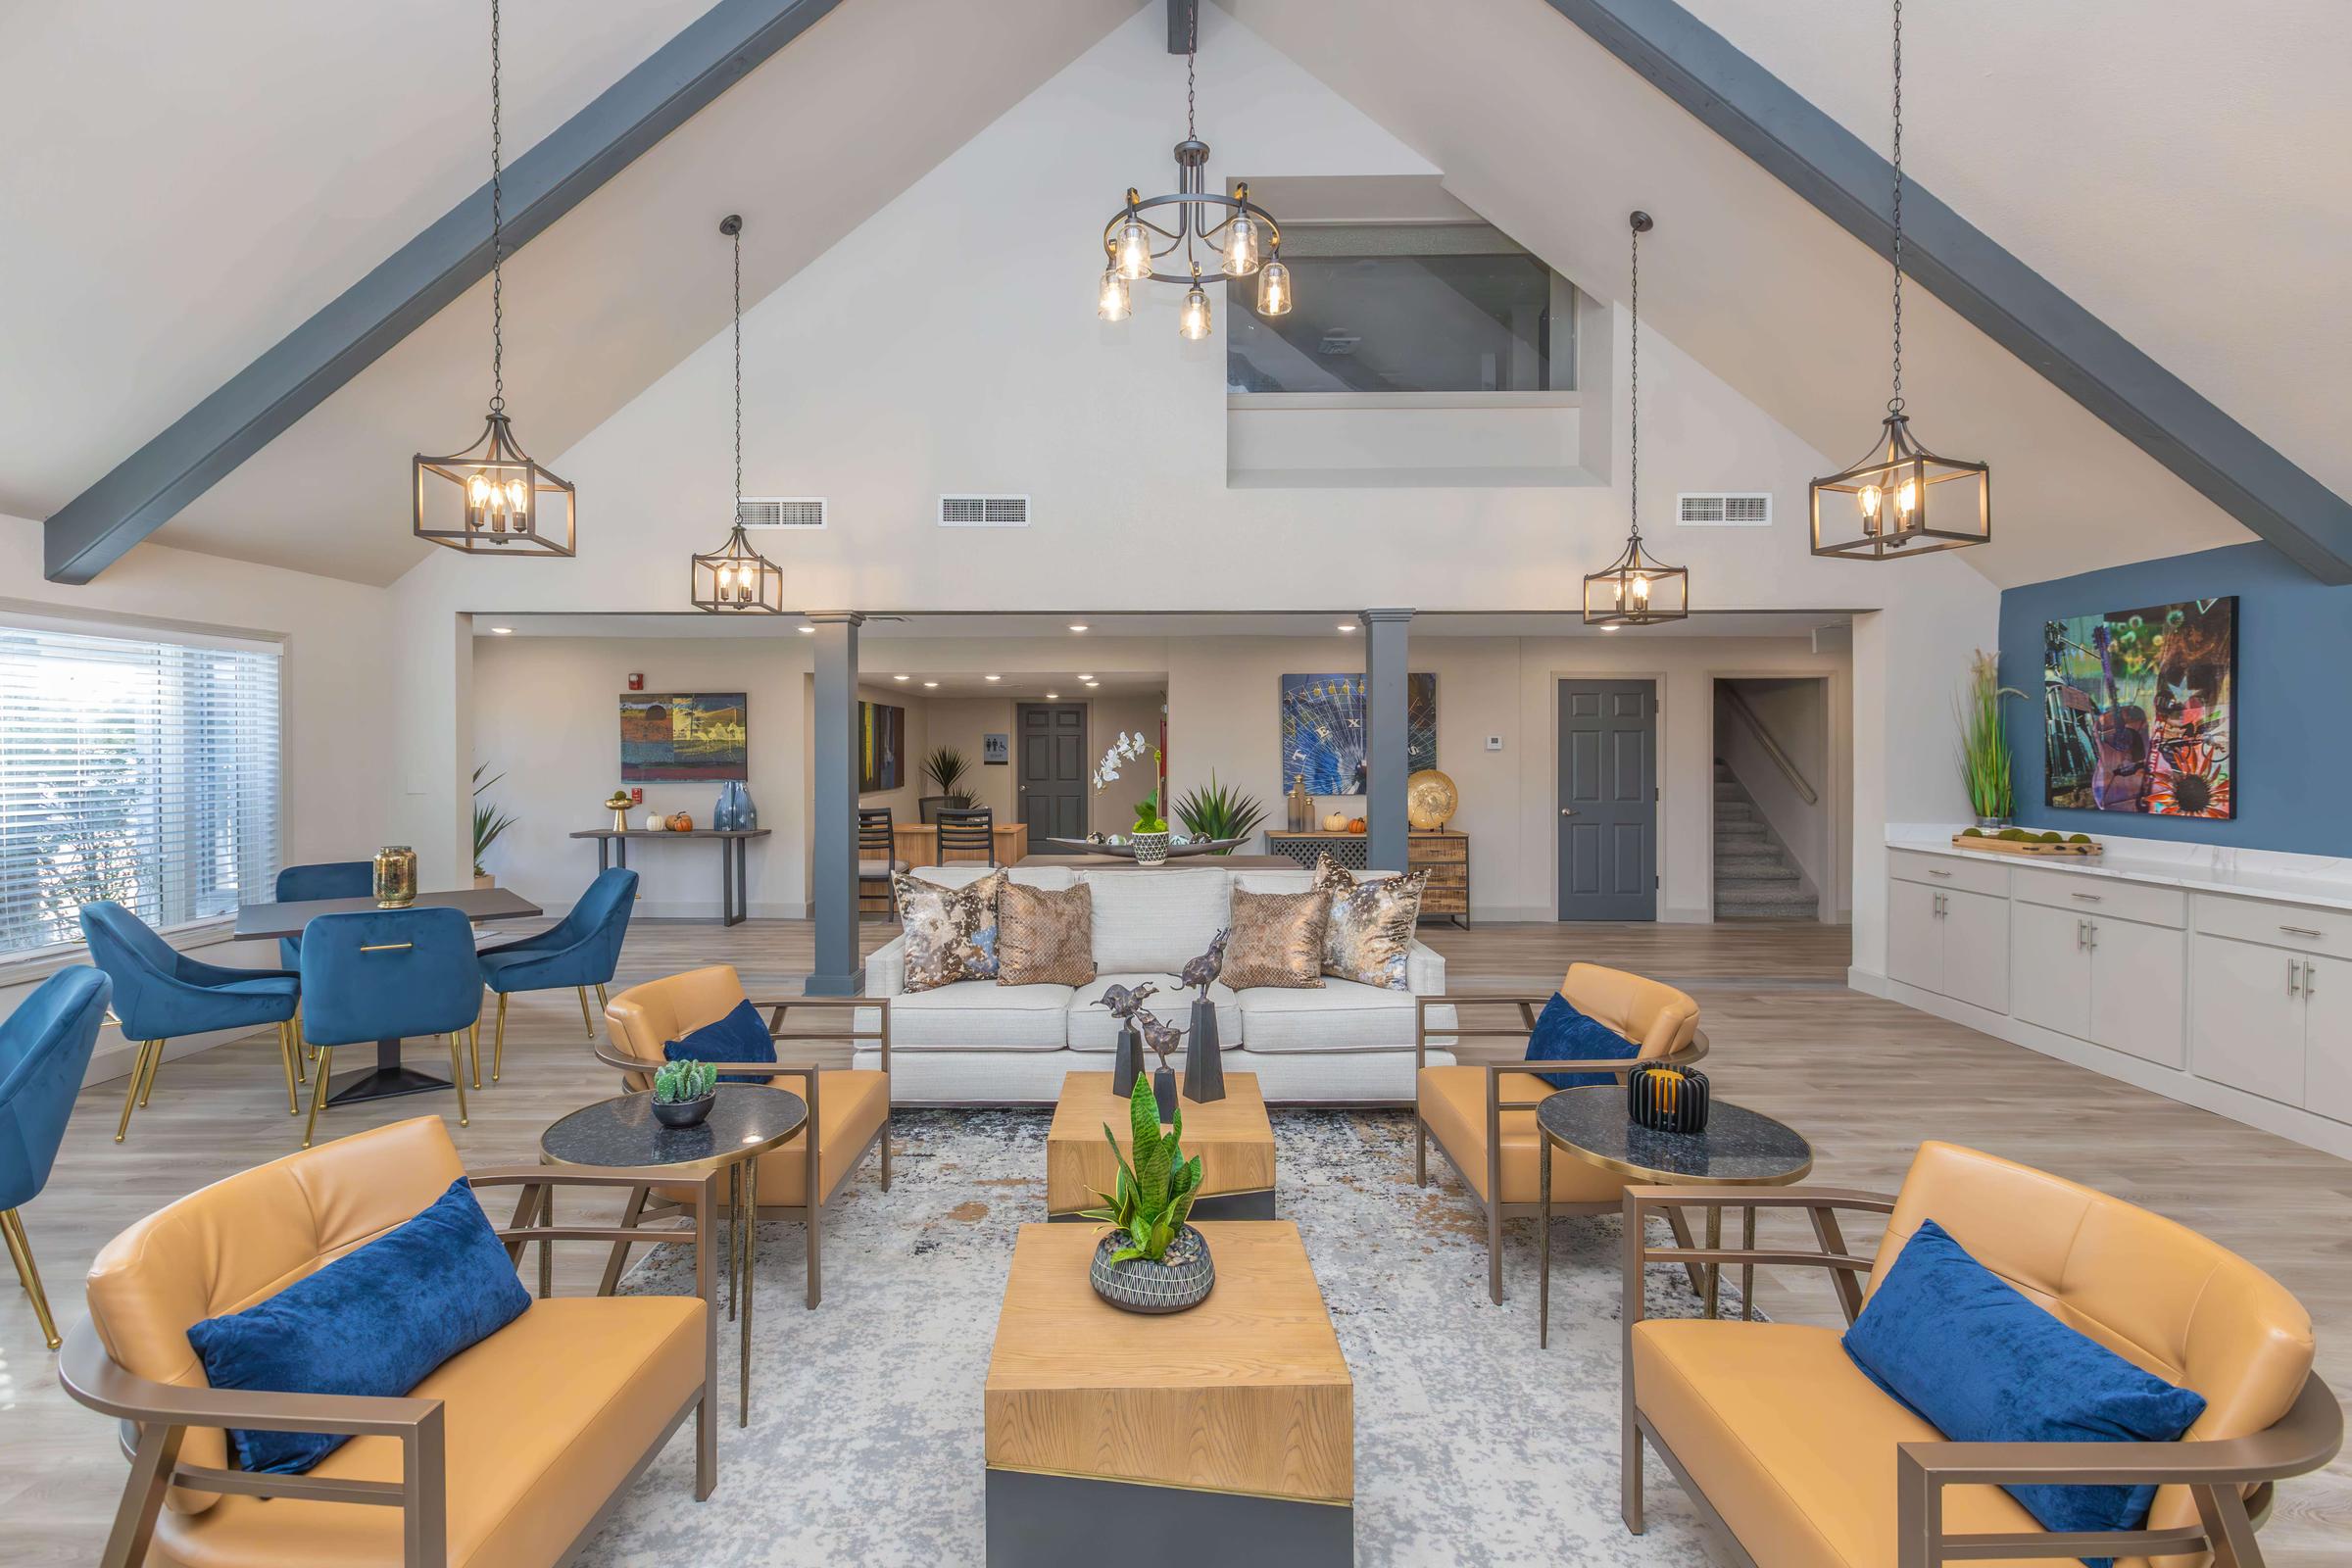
[1263,829,1470,927]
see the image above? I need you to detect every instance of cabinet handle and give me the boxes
[2087,920,2098,952]
[2279,925,2323,939]
[2070,892,2103,903]
[2076,919,2087,949]
[1927,869,1952,878]
[2288,959,2302,998]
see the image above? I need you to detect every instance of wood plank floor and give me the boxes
[5,917,2346,1565]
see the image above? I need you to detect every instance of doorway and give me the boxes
[1556,678,1657,920]
[1015,703,1088,845]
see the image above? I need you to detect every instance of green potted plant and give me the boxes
[1957,650,2026,830]
[650,1058,719,1128]
[1171,773,1266,855]
[921,746,974,821]
[1093,731,1170,863]
[1079,1073,1214,1313]
[473,764,517,888]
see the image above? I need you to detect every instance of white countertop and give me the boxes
[1886,826,2352,913]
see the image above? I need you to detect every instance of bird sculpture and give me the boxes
[1179,928,1230,999]
[1094,981,1159,1022]
[1136,1011,1187,1068]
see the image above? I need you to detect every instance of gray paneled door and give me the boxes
[1557,679,1657,920]
[1016,704,1089,843]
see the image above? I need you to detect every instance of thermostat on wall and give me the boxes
[1486,735,1504,752]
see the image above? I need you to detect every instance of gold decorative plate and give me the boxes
[1406,768,1457,831]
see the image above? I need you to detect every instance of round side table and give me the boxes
[1534,1086,1812,1348]
[541,1085,807,1426]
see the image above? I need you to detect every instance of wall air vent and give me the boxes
[938,494,1030,527]
[738,497,825,528]
[1676,492,1772,527]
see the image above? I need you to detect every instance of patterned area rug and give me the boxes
[581,1108,1736,1567]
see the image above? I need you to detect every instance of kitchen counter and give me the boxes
[1887,826,2352,913]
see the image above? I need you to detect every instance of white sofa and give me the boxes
[857,864,1457,1104]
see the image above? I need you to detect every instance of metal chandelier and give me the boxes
[1584,213,1688,627]
[690,216,784,614]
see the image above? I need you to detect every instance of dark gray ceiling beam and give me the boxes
[1544,0,2352,584]
[1168,0,1198,54]
[43,0,847,584]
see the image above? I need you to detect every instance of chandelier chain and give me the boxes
[731,221,743,516]
[1887,0,1904,416]
[1629,215,1641,541]
[1185,2,1198,141]
[488,0,505,414]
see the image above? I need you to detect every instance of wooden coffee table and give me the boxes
[984,1221,1352,1566]
[1045,1070,1276,1220]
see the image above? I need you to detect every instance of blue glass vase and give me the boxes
[713,781,756,831]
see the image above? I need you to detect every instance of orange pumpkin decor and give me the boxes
[1348,817,1367,834]
[667,810,694,832]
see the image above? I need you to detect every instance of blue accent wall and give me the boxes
[1998,542,2352,856]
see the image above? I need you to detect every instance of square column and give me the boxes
[807,612,863,996]
[1359,609,1414,873]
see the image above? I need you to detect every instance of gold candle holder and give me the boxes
[372,846,418,908]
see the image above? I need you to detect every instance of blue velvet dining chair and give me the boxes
[476,867,638,1084]
[1,965,111,1348]
[78,903,304,1145]
[298,906,480,1148]
[271,860,375,969]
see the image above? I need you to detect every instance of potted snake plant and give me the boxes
[1080,1073,1213,1312]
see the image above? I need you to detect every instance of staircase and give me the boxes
[1713,761,1817,920]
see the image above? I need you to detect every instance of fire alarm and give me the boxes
[629,788,644,805]
[627,672,645,691]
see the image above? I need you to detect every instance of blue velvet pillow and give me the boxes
[663,998,777,1085]
[1523,992,1635,1089]
[186,1177,530,1474]
[1843,1219,2207,1562]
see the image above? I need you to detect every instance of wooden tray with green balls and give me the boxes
[1950,827,2103,858]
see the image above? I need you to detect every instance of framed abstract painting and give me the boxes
[1279,673,1437,796]
[620,693,748,782]
[2041,597,2234,818]
[858,701,905,793]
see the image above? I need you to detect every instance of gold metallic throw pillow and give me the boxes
[1312,854,1429,990]
[893,869,1007,993]
[1221,887,1330,990]
[996,881,1096,987]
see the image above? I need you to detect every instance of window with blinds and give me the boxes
[0,620,282,959]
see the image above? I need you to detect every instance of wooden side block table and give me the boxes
[1045,1071,1275,1220]
[1262,829,1470,926]
[984,1221,1353,1566]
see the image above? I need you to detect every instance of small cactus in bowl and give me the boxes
[651,1058,719,1127]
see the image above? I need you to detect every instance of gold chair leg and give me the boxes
[469,1020,482,1090]
[276,1022,300,1115]
[576,986,596,1038]
[114,1042,156,1143]
[2,1208,61,1349]
[493,994,509,1083]
[302,1045,334,1149]
[595,983,609,1010]
[135,1041,162,1109]
[447,1034,469,1128]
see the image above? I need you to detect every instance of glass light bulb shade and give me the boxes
[1097,268,1131,322]
[1857,483,1884,525]
[1222,215,1261,276]
[1896,478,1918,518]
[1114,219,1152,281]
[1179,284,1212,341]
[1257,260,1292,317]
[1631,572,1651,603]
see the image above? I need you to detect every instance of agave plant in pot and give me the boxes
[1080,1072,1214,1313]
[650,1058,719,1128]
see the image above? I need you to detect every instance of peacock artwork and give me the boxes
[2042,597,2235,818]
[1279,673,1437,796]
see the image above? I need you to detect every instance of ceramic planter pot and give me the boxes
[1090,1225,1215,1313]
[651,1092,716,1129]
[1131,830,1170,866]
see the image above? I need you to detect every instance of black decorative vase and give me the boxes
[1182,995,1226,1102]
[1112,1024,1145,1098]
[1627,1063,1709,1135]
[1152,1066,1178,1123]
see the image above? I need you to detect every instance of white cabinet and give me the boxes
[1887,877,2009,1012]
[2012,901,2091,1039]
[2304,956,2352,1123]
[2011,905,2185,1066]
[2190,935,2309,1107]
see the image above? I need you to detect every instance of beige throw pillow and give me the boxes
[996,882,1096,987]
[1221,886,1330,990]
[1311,854,1429,990]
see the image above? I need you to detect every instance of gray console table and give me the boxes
[570,828,769,926]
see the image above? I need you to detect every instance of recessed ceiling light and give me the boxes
[1083,679,1099,688]
[893,674,909,681]
[922,680,940,688]
[489,626,514,635]
[984,673,1002,682]
[1600,623,1620,632]
[798,625,815,634]
[1338,623,1355,633]
[1076,673,1095,681]
[1047,692,1061,700]
[1069,623,1089,632]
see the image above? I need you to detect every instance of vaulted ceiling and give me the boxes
[5,0,2343,588]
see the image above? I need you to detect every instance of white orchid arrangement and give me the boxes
[1093,731,1166,834]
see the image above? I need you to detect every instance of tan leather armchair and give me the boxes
[1622,1141,2343,1568]
[1414,961,1705,1303]
[59,1117,717,1568]
[601,964,890,1310]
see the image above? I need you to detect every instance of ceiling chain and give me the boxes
[488,0,506,414]
[1629,213,1642,540]
[1887,0,1904,416]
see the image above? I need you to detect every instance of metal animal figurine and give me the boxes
[1136,1011,1187,1068]
[1094,981,1159,1022]
[1179,928,1229,999]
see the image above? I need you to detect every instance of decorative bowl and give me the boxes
[1407,768,1459,831]
[651,1091,717,1129]
[1090,1225,1215,1314]
[1041,837,1245,860]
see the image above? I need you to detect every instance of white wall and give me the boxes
[0,514,398,1084]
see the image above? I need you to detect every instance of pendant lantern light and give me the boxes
[1095,2,1291,336]
[1584,213,1688,628]
[413,0,575,557]
[1809,0,1989,559]
[690,216,784,614]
